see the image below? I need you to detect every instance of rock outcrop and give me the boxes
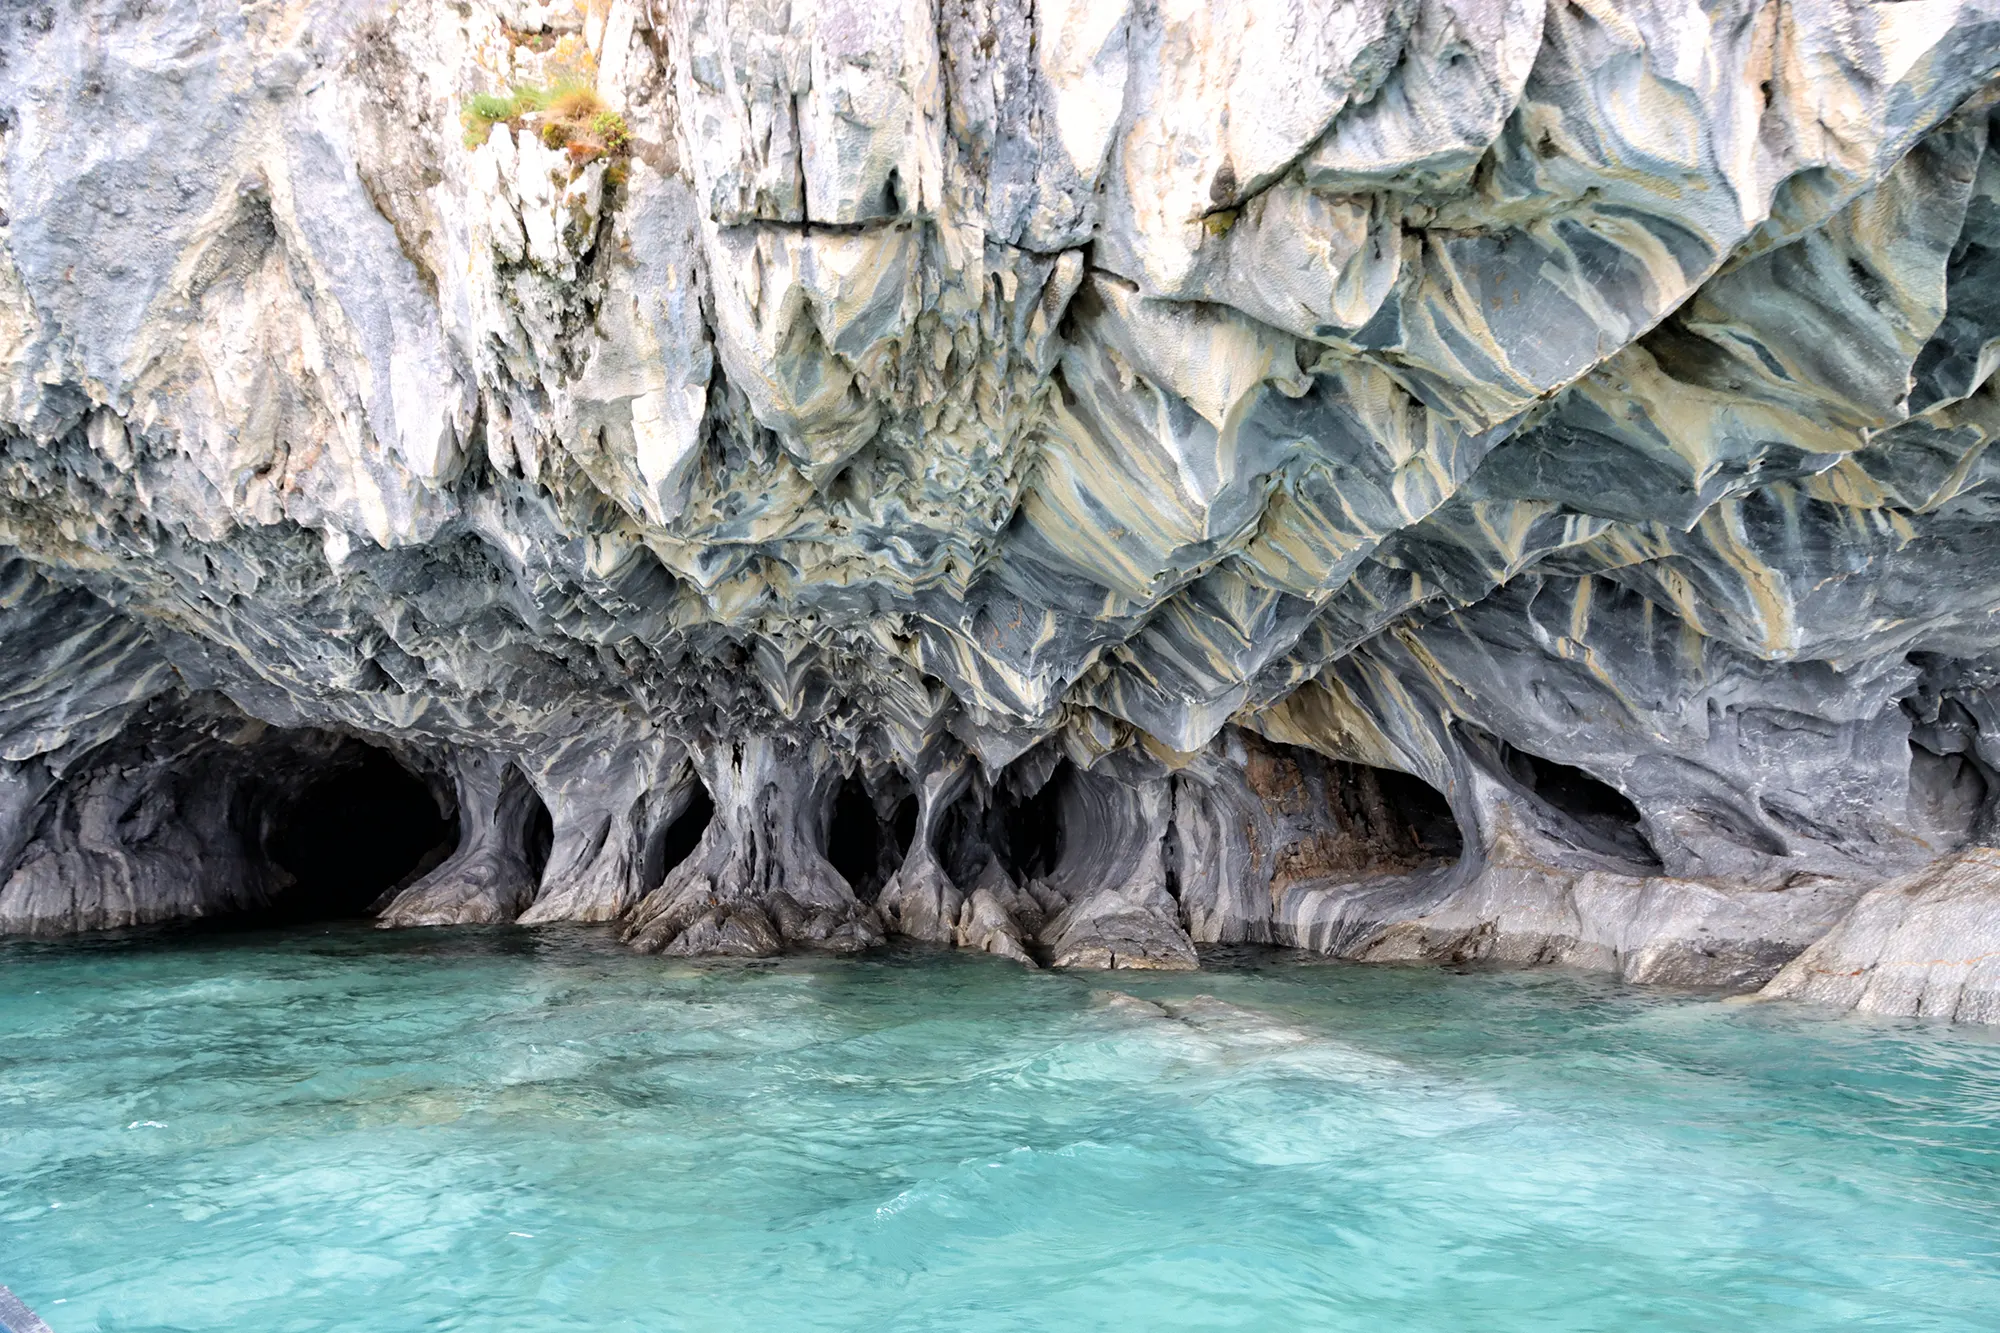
[1762,848,2000,1022]
[5,0,2000,1016]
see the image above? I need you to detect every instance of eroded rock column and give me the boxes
[876,749,974,944]
[377,749,546,927]
[620,737,884,956]
[519,746,691,925]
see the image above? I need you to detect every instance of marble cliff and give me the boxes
[4,0,2000,1018]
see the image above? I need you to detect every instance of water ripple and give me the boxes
[3,927,2000,1330]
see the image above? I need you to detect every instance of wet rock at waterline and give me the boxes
[4,1,2000,1011]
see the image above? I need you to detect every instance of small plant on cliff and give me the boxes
[461,79,630,170]
[590,110,629,152]
[460,86,543,147]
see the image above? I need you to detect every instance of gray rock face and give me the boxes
[1760,848,2000,1021]
[5,0,2000,1015]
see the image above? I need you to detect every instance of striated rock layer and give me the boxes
[5,0,2000,1016]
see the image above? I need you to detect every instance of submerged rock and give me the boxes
[3,1,2000,1014]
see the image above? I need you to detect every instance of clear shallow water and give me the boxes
[3,927,2000,1332]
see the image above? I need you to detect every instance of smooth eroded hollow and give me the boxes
[1247,738,1463,883]
[1489,735,1661,868]
[1372,767,1465,861]
[1910,737,1990,842]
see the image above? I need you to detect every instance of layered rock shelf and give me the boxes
[5,0,2000,1019]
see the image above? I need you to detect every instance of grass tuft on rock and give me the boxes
[461,79,630,170]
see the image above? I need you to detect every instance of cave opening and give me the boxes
[1365,767,1465,861]
[827,775,889,901]
[265,744,458,920]
[934,787,989,886]
[1483,732,1661,868]
[1249,738,1464,882]
[521,780,554,887]
[891,794,918,863]
[996,761,1068,884]
[643,781,716,891]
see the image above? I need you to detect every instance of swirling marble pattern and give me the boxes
[3,0,2000,1015]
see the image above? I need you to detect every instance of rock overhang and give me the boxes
[1,0,1999,1017]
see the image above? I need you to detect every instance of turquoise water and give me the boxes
[4,927,2000,1332]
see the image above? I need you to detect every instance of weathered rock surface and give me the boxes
[1761,848,2000,1022]
[4,1,2000,1013]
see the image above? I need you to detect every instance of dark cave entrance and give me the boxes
[521,781,555,888]
[927,756,1074,889]
[996,762,1067,883]
[892,794,918,865]
[827,778,880,893]
[1249,738,1464,881]
[1472,729,1661,868]
[1354,763,1464,863]
[265,744,458,920]
[642,780,716,892]
[925,758,1083,890]
[825,775,912,903]
[933,786,987,887]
